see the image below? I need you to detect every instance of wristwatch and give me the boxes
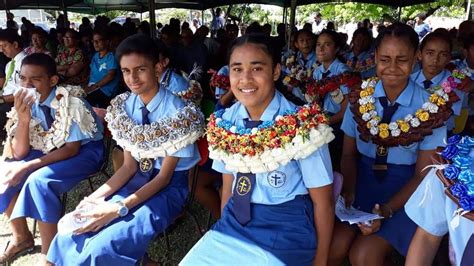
[115,200,129,217]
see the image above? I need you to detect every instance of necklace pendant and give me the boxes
[139,158,153,173]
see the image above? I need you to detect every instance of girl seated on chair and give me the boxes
[45,34,205,265]
[180,34,335,266]
[329,23,450,265]
[0,53,104,264]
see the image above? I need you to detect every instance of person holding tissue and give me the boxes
[0,53,103,264]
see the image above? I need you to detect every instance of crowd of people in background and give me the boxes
[0,8,472,266]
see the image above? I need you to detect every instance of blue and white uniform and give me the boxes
[283,51,317,102]
[341,79,447,255]
[405,166,474,266]
[312,58,350,115]
[344,50,376,79]
[411,69,466,131]
[451,59,474,116]
[47,88,200,265]
[160,68,189,96]
[0,87,104,223]
[214,65,232,110]
[181,91,333,266]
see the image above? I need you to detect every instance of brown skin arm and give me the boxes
[218,90,235,108]
[329,96,348,125]
[309,185,334,265]
[340,134,358,207]
[221,173,234,212]
[85,70,117,94]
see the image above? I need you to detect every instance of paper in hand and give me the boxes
[335,196,383,225]
[57,202,98,234]
[0,159,22,194]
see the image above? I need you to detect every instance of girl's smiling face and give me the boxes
[229,43,280,119]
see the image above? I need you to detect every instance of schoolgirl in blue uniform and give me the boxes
[405,135,473,266]
[45,34,204,266]
[344,28,376,78]
[281,29,317,102]
[329,24,448,265]
[410,32,467,133]
[0,53,103,263]
[213,65,235,110]
[181,34,335,266]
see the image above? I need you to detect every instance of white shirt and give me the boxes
[3,50,27,96]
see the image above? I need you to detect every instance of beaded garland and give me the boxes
[174,79,203,105]
[349,77,460,147]
[437,135,474,220]
[282,54,318,90]
[105,92,205,161]
[3,85,98,157]
[207,103,335,173]
[304,72,361,103]
[209,69,230,91]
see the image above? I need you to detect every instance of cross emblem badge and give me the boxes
[376,145,388,157]
[236,176,251,196]
[139,158,153,172]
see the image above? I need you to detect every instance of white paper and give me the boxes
[335,196,383,225]
[57,202,98,234]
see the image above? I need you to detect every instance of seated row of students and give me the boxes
[0,25,472,266]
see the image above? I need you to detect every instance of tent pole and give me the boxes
[397,6,402,22]
[149,0,156,39]
[288,0,296,50]
[466,0,472,20]
[201,9,205,25]
[61,0,68,25]
[4,0,7,21]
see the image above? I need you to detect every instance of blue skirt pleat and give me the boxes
[354,155,418,256]
[46,170,189,266]
[180,195,317,266]
[1,141,104,223]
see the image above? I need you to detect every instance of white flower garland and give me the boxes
[105,92,205,161]
[3,85,98,158]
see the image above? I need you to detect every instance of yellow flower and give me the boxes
[417,111,430,122]
[378,123,389,131]
[359,105,368,114]
[437,98,446,105]
[366,87,375,94]
[283,76,291,83]
[366,122,372,129]
[397,121,410,133]
[415,109,424,117]
[429,94,439,103]
[379,130,390,139]
[366,104,375,111]
[360,90,368,97]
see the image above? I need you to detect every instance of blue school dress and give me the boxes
[341,79,447,256]
[312,58,350,115]
[405,167,474,266]
[180,91,333,266]
[411,69,466,131]
[46,88,200,266]
[344,50,376,78]
[0,87,104,224]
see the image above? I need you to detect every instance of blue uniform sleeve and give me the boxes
[419,125,446,150]
[107,54,119,70]
[66,121,96,143]
[297,144,333,188]
[212,159,233,175]
[405,169,448,236]
[169,143,196,158]
[341,104,356,138]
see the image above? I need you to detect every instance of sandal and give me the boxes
[0,238,34,265]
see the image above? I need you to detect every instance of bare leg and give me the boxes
[37,221,57,255]
[328,221,357,266]
[349,234,393,266]
[5,193,32,243]
[193,170,221,219]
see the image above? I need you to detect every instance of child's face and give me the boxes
[295,32,314,56]
[229,43,280,113]
[419,38,451,78]
[375,36,416,90]
[352,33,369,54]
[316,33,338,64]
[19,64,58,102]
[120,53,158,96]
[154,54,169,78]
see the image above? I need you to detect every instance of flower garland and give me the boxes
[282,54,318,89]
[207,103,335,173]
[174,80,203,105]
[346,53,375,73]
[436,135,474,220]
[446,63,472,93]
[209,69,230,91]
[3,85,98,158]
[105,92,205,160]
[349,77,459,147]
[304,72,361,103]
